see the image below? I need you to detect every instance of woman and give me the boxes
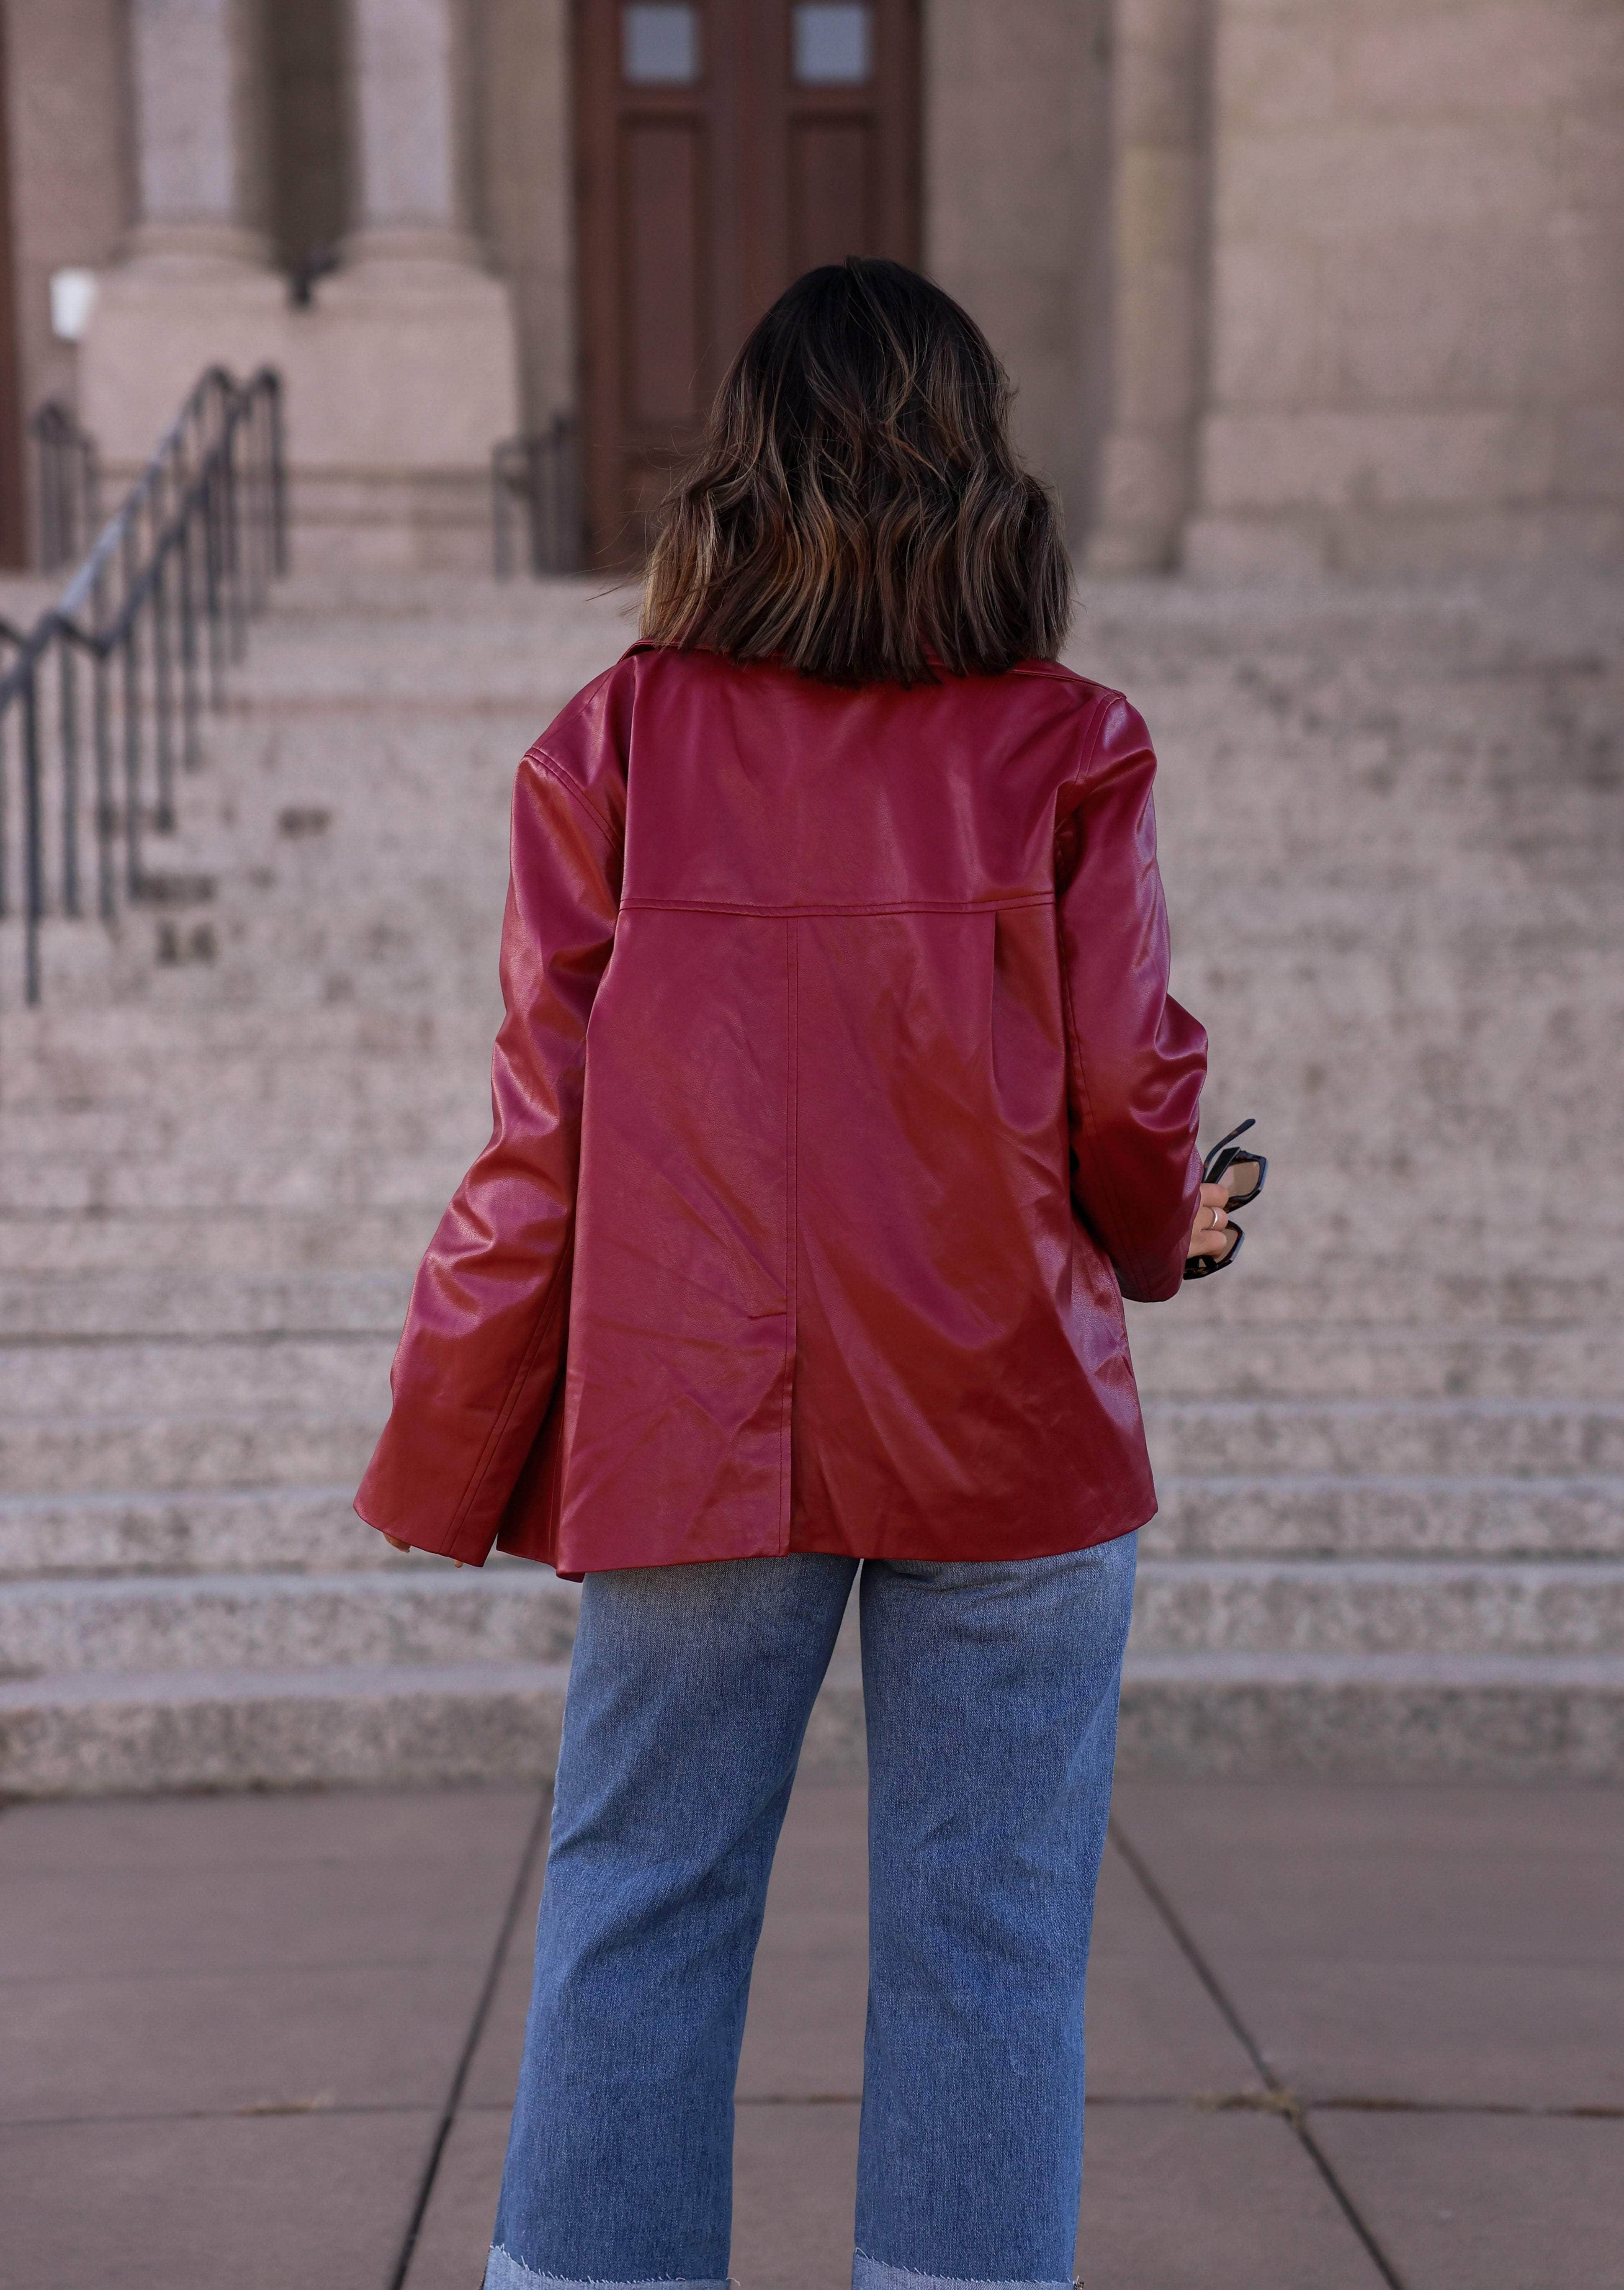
[358,257,1227,2290]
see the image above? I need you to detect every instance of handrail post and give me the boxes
[22,650,43,1003]
[178,508,201,774]
[58,621,81,917]
[91,578,116,925]
[268,373,287,576]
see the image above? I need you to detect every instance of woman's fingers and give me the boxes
[1188,1180,1232,1256]
[383,1532,463,1569]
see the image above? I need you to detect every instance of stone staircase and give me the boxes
[1,565,1620,1792]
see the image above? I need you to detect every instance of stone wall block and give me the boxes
[1559,410,1624,504]
[1342,3,1585,118]
[1329,501,1624,574]
[1320,229,1565,406]
[1180,509,1327,579]
[1217,6,1337,126]
[1219,122,1554,243]
[1202,409,1561,515]
[1557,108,1624,215]
[1555,215,1624,399]
[1210,241,1322,408]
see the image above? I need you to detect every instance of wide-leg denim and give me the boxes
[485,1534,1137,2290]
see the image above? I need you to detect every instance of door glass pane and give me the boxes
[623,3,700,85]
[793,4,872,85]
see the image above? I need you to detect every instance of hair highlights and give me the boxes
[640,259,1072,685]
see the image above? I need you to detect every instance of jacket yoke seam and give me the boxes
[619,893,1054,918]
[1056,691,1153,1297]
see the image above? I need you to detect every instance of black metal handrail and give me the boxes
[493,417,582,577]
[31,400,102,573]
[0,366,286,1004]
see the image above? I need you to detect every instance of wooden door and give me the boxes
[576,0,920,567]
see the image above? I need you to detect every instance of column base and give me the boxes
[78,254,521,574]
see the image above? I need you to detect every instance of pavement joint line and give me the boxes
[7,2093,1617,2138]
[0,1328,402,1350]
[2,2101,440,2130]
[386,1783,553,2290]
[1107,1816,1411,2290]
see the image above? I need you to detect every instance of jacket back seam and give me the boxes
[618,893,1054,918]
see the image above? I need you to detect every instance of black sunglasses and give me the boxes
[1183,1117,1268,1281]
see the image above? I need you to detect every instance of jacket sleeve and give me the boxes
[1055,692,1207,1303]
[353,737,623,1564]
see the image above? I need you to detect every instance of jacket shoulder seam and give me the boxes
[528,745,619,845]
[1074,687,1127,795]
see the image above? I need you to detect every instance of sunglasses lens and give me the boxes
[1224,1154,1264,1207]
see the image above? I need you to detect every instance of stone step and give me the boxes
[0,1654,866,1799]
[0,1413,381,1496]
[0,1149,471,1213]
[1145,1473,1624,1559]
[5,1556,1618,1683]
[0,1335,390,1418]
[11,1331,1620,1431]
[1128,1558,1624,1657]
[0,1485,399,1580]
[1142,1399,1624,1477]
[2,1262,1617,1388]
[0,1570,582,1678]
[0,1269,414,1341]
[3,1464,1619,1585]
[7,968,1617,1069]
[1126,1322,1624,1402]
[3,1379,1619,1497]
[1113,1652,1624,1782]
[4,1238,1616,1340]
[1,1646,1616,1796]
[0,1207,439,1276]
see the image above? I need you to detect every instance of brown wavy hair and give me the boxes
[640,258,1072,686]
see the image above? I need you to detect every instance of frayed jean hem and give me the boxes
[852,2256,1076,2290]
[483,2249,730,2290]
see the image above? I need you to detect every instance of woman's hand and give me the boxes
[1186,1178,1235,1263]
[382,1534,464,1569]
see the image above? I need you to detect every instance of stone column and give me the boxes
[82,0,284,471]
[1084,0,1206,574]
[343,0,480,271]
[127,0,272,268]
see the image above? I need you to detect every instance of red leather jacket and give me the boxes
[355,646,1206,1576]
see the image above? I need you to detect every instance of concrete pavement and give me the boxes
[2,1772,1620,2290]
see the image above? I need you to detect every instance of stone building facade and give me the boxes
[1,0,1620,572]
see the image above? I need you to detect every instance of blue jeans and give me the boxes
[486,1535,1138,2290]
